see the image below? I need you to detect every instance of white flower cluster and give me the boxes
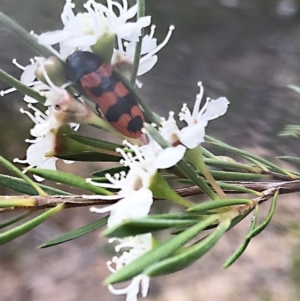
[0,0,175,179]
[36,0,174,83]
[10,57,80,181]
[89,82,229,301]
[2,1,230,300]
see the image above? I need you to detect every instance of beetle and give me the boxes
[65,51,144,138]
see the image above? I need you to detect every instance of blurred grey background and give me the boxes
[1,0,300,300]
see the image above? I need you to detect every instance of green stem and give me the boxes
[130,0,146,85]
[0,11,53,57]
[150,173,195,208]
[0,210,34,229]
[0,156,47,196]
[186,147,226,199]
[0,204,64,245]
[0,69,46,103]
[0,197,36,208]
[203,158,262,174]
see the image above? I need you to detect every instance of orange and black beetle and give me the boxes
[65,51,144,138]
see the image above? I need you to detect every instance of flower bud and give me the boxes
[91,33,116,64]
[44,88,103,126]
[35,56,67,87]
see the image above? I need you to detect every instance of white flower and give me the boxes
[88,163,154,228]
[12,59,80,181]
[160,82,229,150]
[0,58,47,104]
[89,138,183,227]
[107,234,152,301]
[13,104,76,181]
[37,0,151,59]
[112,25,174,84]
[138,133,185,170]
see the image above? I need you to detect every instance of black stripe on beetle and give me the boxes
[65,51,144,138]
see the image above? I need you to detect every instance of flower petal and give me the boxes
[124,4,138,20]
[200,97,229,122]
[107,189,153,228]
[179,123,207,149]
[116,16,151,41]
[38,30,71,46]
[155,145,186,169]
[138,55,158,75]
[20,63,38,84]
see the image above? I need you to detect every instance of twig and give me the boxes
[1,180,300,212]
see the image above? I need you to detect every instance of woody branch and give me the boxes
[1,180,300,212]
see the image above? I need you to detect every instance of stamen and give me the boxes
[25,138,39,143]
[192,83,204,120]
[20,108,37,123]
[83,1,101,36]
[13,158,27,164]
[111,1,123,16]
[12,59,25,70]
[0,87,17,96]
[27,103,47,119]
[149,25,156,39]
[73,124,80,131]
[140,25,175,62]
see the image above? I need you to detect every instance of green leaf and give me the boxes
[53,129,121,162]
[105,215,218,284]
[56,151,120,162]
[279,125,300,137]
[217,182,262,196]
[205,136,295,178]
[104,218,201,238]
[223,205,259,268]
[228,207,254,231]
[248,190,278,238]
[144,218,231,276]
[277,156,300,165]
[67,134,122,152]
[203,158,262,173]
[149,213,207,220]
[0,174,71,195]
[0,210,34,229]
[39,216,108,248]
[0,204,64,245]
[27,169,113,196]
[0,156,47,196]
[205,171,269,181]
[188,198,253,213]
[92,165,129,177]
[130,0,145,84]
[0,69,46,103]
